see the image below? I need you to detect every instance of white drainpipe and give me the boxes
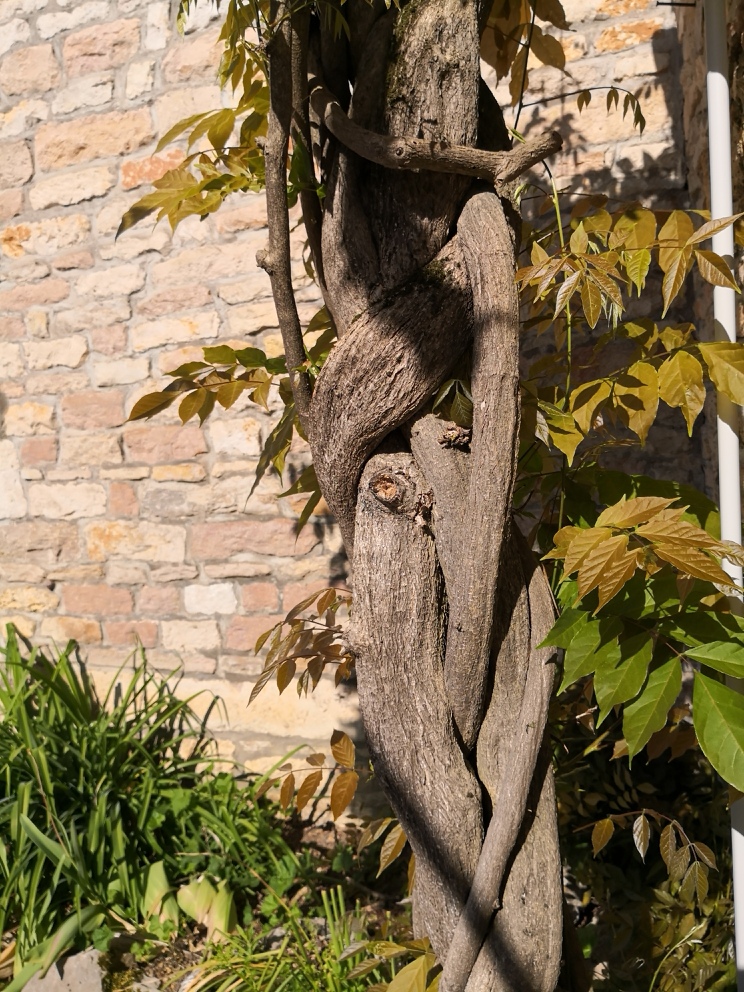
[704,0,744,985]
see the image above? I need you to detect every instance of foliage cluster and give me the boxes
[0,629,302,990]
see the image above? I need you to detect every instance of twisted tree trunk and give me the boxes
[260,0,565,986]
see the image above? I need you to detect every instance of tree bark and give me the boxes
[263,0,565,985]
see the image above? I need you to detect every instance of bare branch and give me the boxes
[259,3,312,422]
[309,82,562,185]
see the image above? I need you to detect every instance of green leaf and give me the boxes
[250,403,295,495]
[685,641,744,679]
[20,815,68,869]
[203,345,238,364]
[179,387,207,424]
[594,629,654,724]
[559,616,622,693]
[540,607,590,648]
[623,656,682,759]
[207,108,236,150]
[693,673,744,790]
[127,390,180,421]
[235,346,269,368]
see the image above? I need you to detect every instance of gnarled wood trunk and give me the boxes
[260,0,565,986]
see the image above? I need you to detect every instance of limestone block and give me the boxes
[37,3,111,40]
[0,316,25,341]
[85,520,187,562]
[184,582,237,615]
[227,300,278,336]
[0,278,69,311]
[0,18,31,56]
[150,241,263,287]
[20,437,57,466]
[40,615,102,643]
[153,84,222,134]
[24,335,88,370]
[0,98,49,140]
[4,401,55,435]
[1,214,90,258]
[123,424,207,463]
[55,300,131,333]
[207,417,261,457]
[130,312,219,350]
[27,372,89,395]
[136,285,211,318]
[137,585,180,613]
[0,469,27,518]
[63,18,140,76]
[0,189,23,221]
[144,2,170,50]
[161,26,221,82]
[35,109,154,171]
[0,44,60,95]
[151,464,206,482]
[190,518,320,559]
[108,481,138,516]
[241,581,279,612]
[62,583,133,615]
[104,619,157,647]
[77,263,145,298]
[120,148,184,190]
[90,357,149,386]
[0,343,24,378]
[51,74,114,115]
[0,585,59,611]
[0,521,79,565]
[161,619,220,652]
[595,17,664,52]
[59,433,122,466]
[28,482,107,519]
[0,140,33,190]
[1,0,48,23]
[125,60,155,99]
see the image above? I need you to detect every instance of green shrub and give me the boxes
[0,627,292,989]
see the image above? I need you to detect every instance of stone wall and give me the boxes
[0,0,705,770]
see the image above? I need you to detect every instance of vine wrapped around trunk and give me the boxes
[261,0,564,987]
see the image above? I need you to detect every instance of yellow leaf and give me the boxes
[377,822,408,876]
[276,658,296,694]
[546,525,583,559]
[636,514,718,549]
[330,729,356,768]
[611,207,657,250]
[509,46,528,105]
[587,267,623,309]
[596,495,676,528]
[661,246,692,316]
[531,240,549,265]
[295,769,323,813]
[596,548,640,609]
[577,534,629,598]
[539,401,584,464]
[632,813,650,860]
[653,544,733,587]
[570,378,612,433]
[694,249,739,290]
[570,222,588,255]
[658,210,695,269]
[280,772,295,810]
[613,361,659,443]
[580,277,602,328]
[563,527,615,575]
[591,818,615,856]
[530,25,566,69]
[330,769,359,819]
[685,212,744,245]
[625,248,652,294]
[657,351,705,435]
[698,341,744,405]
